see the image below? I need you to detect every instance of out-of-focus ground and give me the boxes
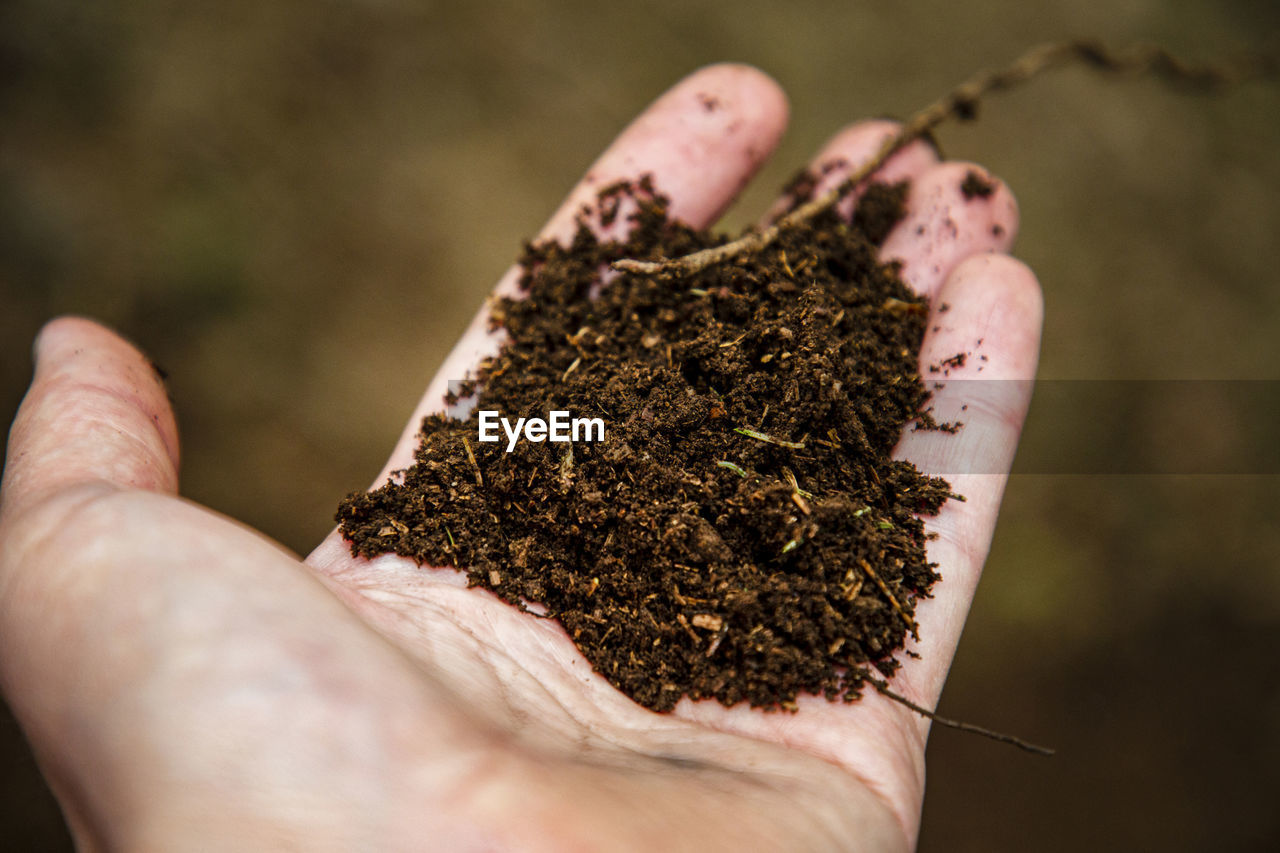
[2,1,1277,849]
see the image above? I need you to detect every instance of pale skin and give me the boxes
[0,65,1041,851]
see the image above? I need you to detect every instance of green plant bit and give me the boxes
[715,460,749,478]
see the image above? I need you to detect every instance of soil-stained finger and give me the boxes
[888,252,1042,713]
[543,63,789,244]
[879,161,1019,299]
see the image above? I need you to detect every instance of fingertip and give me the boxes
[8,316,180,507]
[690,62,791,132]
[542,62,791,244]
[983,253,1041,330]
[669,62,791,198]
[949,161,1020,248]
[932,253,1043,379]
[880,161,1020,298]
[36,316,146,376]
[35,315,179,457]
[943,251,1041,309]
[32,315,93,370]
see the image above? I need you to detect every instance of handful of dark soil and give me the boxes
[336,176,956,712]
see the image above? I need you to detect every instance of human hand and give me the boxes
[0,65,1040,851]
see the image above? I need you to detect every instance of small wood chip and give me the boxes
[675,613,701,642]
[705,629,726,658]
[692,614,723,631]
[882,296,928,316]
[462,436,483,488]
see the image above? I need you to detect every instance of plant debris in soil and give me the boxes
[336,174,959,712]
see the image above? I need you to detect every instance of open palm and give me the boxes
[0,65,1040,851]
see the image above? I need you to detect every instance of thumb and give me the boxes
[0,317,181,843]
[2,316,179,515]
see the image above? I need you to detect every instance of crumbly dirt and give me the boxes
[960,169,996,199]
[336,174,957,712]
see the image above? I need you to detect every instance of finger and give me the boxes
[761,119,940,225]
[544,62,790,243]
[311,64,788,565]
[879,161,1020,299]
[889,253,1043,710]
[1,316,180,518]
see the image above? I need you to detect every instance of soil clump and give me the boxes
[337,175,956,712]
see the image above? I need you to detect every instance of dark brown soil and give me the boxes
[336,175,957,712]
[960,169,996,199]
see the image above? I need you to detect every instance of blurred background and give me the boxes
[1,0,1277,849]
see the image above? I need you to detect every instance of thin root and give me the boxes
[612,39,1276,278]
[867,674,1055,757]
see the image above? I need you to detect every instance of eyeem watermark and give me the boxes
[478,410,605,453]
